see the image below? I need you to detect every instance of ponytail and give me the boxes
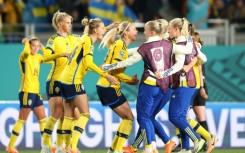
[81,17,102,35]
[100,21,131,48]
[156,19,168,39]
[99,28,118,48]
[188,23,195,37]
[81,17,89,35]
[180,18,189,36]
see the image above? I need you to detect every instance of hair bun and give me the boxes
[81,17,89,26]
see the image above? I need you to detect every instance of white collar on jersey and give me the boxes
[145,36,161,43]
[175,35,187,43]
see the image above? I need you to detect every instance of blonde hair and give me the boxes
[100,21,130,48]
[169,18,191,36]
[52,11,73,31]
[145,20,163,36]
[28,35,39,44]
[155,19,168,39]
[82,17,103,35]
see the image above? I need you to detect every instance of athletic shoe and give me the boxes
[55,148,67,153]
[113,151,119,153]
[41,145,52,153]
[67,147,80,153]
[202,143,208,152]
[6,146,19,153]
[206,135,218,153]
[193,138,205,153]
[165,140,176,153]
[153,148,158,153]
[107,148,114,153]
[177,149,192,153]
[54,145,67,153]
[172,144,181,152]
[51,146,56,153]
[123,146,137,153]
[142,151,153,153]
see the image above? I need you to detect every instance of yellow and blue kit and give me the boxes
[96,39,132,109]
[19,42,62,109]
[43,33,81,99]
[60,34,107,100]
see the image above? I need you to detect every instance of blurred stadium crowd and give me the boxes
[0,0,245,42]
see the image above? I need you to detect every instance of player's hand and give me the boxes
[22,38,28,44]
[200,87,208,99]
[61,53,70,57]
[155,71,162,79]
[106,74,119,85]
[128,74,139,85]
[182,65,191,73]
[106,22,120,30]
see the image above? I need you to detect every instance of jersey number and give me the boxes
[68,46,78,65]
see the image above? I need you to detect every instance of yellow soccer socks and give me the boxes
[43,116,57,146]
[8,119,25,149]
[70,113,90,150]
[115,119,133,152]
[62,116,73,147]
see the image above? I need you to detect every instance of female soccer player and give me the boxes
[102,19,194,153]
[97,21,139,153]
[6,36,68,153]
[41,11,80,153]
[59,17,119,153]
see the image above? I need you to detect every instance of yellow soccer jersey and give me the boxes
[19,42,62,93]
[193,64,201,88]
[44,33,81,82]
[60,34,107,84]
[181,64,200,88]
[97,39,131,88]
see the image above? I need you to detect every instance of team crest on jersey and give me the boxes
[120,50,124,58]
[28,99,32,106]
[55,87,60,93]
[153,48,163,62]
[47,40,54,47]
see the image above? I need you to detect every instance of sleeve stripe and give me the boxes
[114,58,122,62]
[46,47,55,54]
